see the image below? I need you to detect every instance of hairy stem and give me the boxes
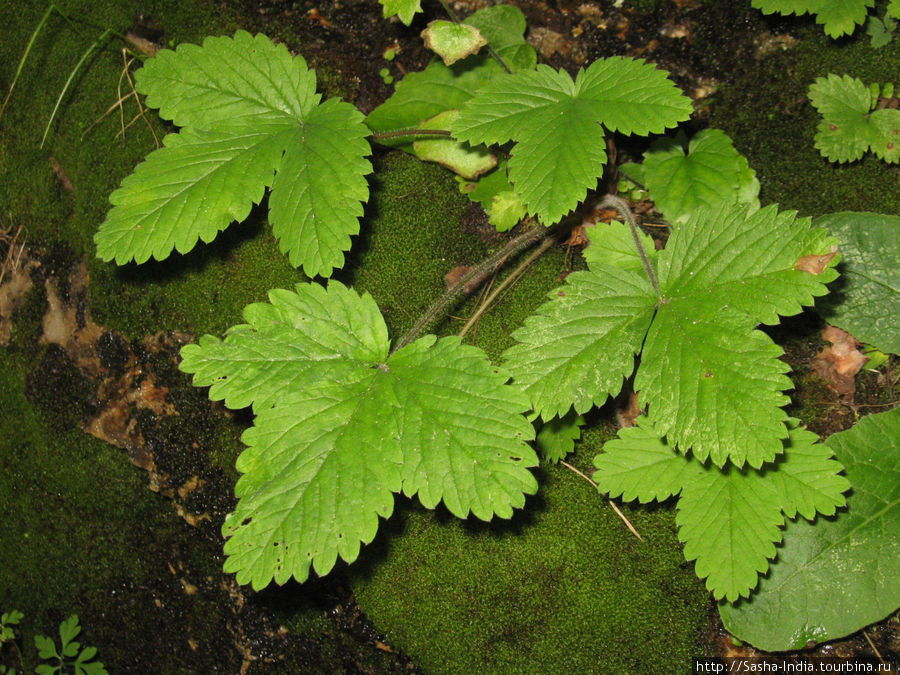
[458,233,558,339]
[392,223,550,354]
[437,0,513,74]
[597,194,662,301]
[371,128,453,141]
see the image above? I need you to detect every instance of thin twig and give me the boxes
[560,460,643,540]
[371,128,453,142]
[596,194,662,301]
[863,629,884,664]
[458,233,558,339]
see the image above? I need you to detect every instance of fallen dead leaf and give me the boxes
[812,325,868,396]
[795,246,837,274]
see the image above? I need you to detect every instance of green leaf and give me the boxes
[816,212,900,355]
[422,21,487,66]
[535,411,584,463]
[453,58,691,225]
[504,265,658,420]
[506,203,839,468]
[890,0,900,18]
[594,417,849,601]
[96,31,372,278]
[183,282,536,589]
[34,634,59,660]
[807,73,899,164]
[379,0,422,25]
[640,204,837,467]
[641,129,759,224]
[678,460,784,602]
[458,161,526,231]
[412,110,497,179]
[366,5,535,135]
[489,190,528,231]
[720,407,900,650]
[752,0,874,37]
[583,220,658,275]
[593,418,702,503]
[769,421,850,520]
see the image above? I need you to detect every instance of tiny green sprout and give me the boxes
[382,45,398,61]
[379,67,394,85]
[0,610,24,644]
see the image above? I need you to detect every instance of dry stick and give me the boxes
[560,460,643,541]
[392,224,550,354]
[458,233,558,339]
[597,194,662,301]
[863,629,885,664]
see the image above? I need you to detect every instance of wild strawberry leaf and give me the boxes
[181,282,537,589]
[95,31,372,278]
[720,407,899,650]
[505,203,839,468]
[640,129,760,224]
[452,58,692,225]
[379,0,422,25]
[594,418,850,602]
[752,0,875,37]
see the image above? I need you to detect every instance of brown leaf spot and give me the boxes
[444,265,472,288]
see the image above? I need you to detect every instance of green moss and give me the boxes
[710,25,900,217]
[351,442,709,673]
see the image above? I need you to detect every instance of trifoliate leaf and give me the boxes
[366,5,536,135]
[95,31,372,278]
[506,203,839,467]
[593,418,702,503]
[504,265,658,420]
[752,0,874,37]
[453,58,692,225]
[583,220,658,275]
[412,110,497,179]
[769,420,850,520]
[720,407,900,650]
[808,74,899,164]
[641,129,760,224]
[380,0,422,25]
[594,417,849,601]
[181,282,537,589]
[422,21,488,66]
[535,411,585,463]
[816,212,900,354]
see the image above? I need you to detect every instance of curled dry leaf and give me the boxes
[795,246,837,274]
[812,325,868,396]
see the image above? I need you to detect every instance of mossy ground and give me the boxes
[1,0,897,671]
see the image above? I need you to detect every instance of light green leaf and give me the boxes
[422,21,487,66]
[453,58,691,225]
[380,0,422,25]
[870,108,900,162]
[677,461,784,602]
[816,212,900,354]
[489,190,527,231]
[413,110,497,179]
[503,265,657,420]
[366,5,535,135]
[96,31,372,278]
[535,411,585,463]
[641,129,759,224]
[890,0,900,18]
[720,407,900,650]
[185,282,536,588]
[769,420,850,520]
[592,418,702,503]
[752,0,874,37]
[583,220,657,275]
